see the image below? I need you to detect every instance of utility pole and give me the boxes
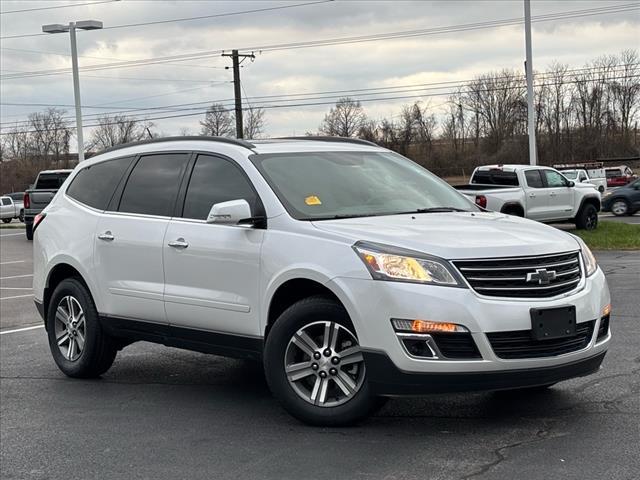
[222,50,255,139]
[524,0,537,165]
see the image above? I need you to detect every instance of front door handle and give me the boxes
[168,238,189,249]
[529,193,536,198]
[98,231,114,241]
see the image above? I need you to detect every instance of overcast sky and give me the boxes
[1,0,638,142]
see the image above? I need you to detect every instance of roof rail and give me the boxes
[98,136,255,155]
[277,136,379,147]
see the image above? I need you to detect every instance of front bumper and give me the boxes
[364,349,606,395]
[328,267,610,378]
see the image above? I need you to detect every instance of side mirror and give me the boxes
[568,181,575,187]
[206,199,252,225]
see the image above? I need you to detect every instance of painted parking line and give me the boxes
[0,325,43,335]
[0,287,32,290]
[0,294,34,300]
[0,260,27,265]
[0,274,33,280]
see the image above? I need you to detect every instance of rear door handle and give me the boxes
[98,231,114,241]
[550,192,557,197]
[168,238,189,249]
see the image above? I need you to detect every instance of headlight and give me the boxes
[353,242,463,286]
[574,236,598,276]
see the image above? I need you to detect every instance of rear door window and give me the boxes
[182,154,259,220]
[67,157,134,210]
[118,153,189,217]
[524,170,544,188]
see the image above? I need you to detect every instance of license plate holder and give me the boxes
[530,306,576,340]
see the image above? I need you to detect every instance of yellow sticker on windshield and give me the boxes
[305,195,322,206]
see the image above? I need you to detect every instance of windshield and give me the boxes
[562,170,579,180]
[250,151,476,220]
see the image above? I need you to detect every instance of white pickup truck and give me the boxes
[455,165,601,230]
[0,196,23,223]
[554,164,607,193]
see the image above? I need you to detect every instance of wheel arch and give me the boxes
[500,202,525,216]
[43,261,98,328]
[576,195,601,216]
[264,273,351,339]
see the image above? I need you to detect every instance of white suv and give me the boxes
[33,137,611,426]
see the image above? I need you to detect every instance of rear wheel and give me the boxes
[25,223,33,240]
[46,278,117,378]
[575,204,598,230]
[264,296,383,426]
[598,185,605,193]
[2,218,11,224]
[18,210,24,223]
[611,199,630,216]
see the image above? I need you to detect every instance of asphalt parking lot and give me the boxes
[1,227,638,480]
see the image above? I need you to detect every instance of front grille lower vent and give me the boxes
[453,251,582,298]
[487,320,595,359]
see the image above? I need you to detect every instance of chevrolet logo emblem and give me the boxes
[526,268,557,285]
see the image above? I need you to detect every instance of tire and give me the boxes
[610,199,630,217]
[598,185,605,193]
[25,223,33,240]
[2,218,11,224]
[575,203,598,230]
[19,210,24,223]
[264,295,383,426]
[46,277,117,378]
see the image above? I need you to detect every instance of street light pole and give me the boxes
[524,0,537,166]
[42,20,103,162]
[68,23,85,162]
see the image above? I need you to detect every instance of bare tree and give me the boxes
[244,107,266,139]
[319,97,366,137]
[610,49,640,138]
[28,108,72,162]
[463,70,526,153]
[200,103,234,137]
[88,115,154,151]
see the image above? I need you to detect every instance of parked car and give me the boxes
[557,169,607,194]
[455,165,601,230]
[605,165,635,187]
[0,195,22,223]
[23,169,73,240]
[553,162,606,193]
[33,137,611,426]
[5,192,25,222]
[601,178,640,216]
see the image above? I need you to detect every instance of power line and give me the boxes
[2,3,637,80]
[0,0,118,15]
[0,0,334,39]
[2,72,637,133]
[2,63,634,123]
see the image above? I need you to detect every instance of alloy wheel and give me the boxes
[585,211,598,230]
[284,321,365,407]
[611,200,628,216]
[54,295,86,362]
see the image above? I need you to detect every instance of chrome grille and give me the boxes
[453,251,582,298]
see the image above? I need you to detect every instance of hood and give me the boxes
[312,212,580,259]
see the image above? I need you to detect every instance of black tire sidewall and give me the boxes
[263,296,377,426]
[46,278,110,378]
[577,204,598,230]
[25,223,33,240]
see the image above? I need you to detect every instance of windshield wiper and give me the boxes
[391,207,471,215]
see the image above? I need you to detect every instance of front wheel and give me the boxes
[264,296,383,426]
[575,204,598,230]
[2,218,11,224]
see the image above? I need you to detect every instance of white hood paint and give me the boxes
[312,212,581,260]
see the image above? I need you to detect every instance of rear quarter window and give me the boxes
[471,170,519,186]
[67,157,134,210]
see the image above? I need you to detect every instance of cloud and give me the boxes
[1,0,638,140]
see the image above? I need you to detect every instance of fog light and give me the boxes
[392,318,468,333]
[603,304,611,316]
